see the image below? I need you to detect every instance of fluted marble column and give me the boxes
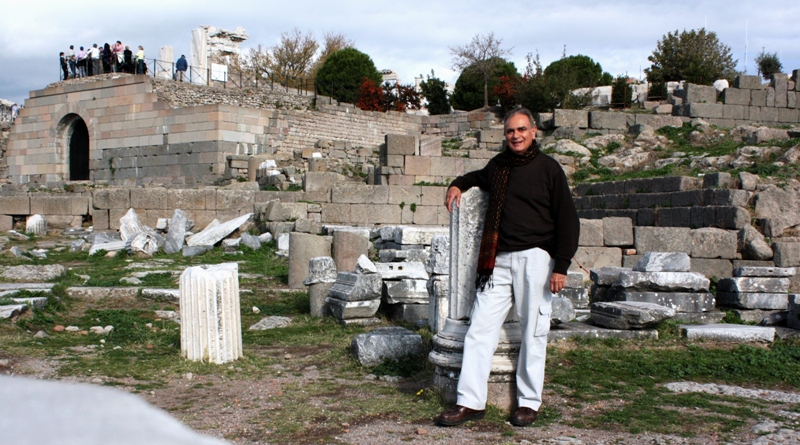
[180,263,242,364]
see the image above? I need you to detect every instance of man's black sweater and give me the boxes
[450,150,580,275]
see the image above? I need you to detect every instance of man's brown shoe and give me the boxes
[435,405,485,426]
[510,406,538,427]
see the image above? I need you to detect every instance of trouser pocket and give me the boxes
[534,304,551,337]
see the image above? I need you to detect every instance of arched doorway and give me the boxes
[60,115,90,180]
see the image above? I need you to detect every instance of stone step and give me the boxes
[717,277,790,293]
[612,291,715,313]
[548,321,658,342]
[0,283,56,291]
[680,324,775,342]
[613,271,710,292]
[733,266,796,277]
[590,301,676,330]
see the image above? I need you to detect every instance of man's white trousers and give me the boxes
[456,247,553,411]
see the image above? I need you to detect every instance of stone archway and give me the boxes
[58,114,90,180]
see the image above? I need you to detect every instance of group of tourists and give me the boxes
[60,41,146,80]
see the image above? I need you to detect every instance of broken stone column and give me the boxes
[429,187,521,412]
[179,263,242,364]
[303,256,337,317]
[163,209,188,254]
[25,214,47,236]
[426,234,450,333]
[288,232,332,289]
[119,208,149,241]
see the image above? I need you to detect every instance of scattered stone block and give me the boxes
[304,256,338,285]
[590,267,631,286]
[558,287,589,309]
[716,292,789,310]
[240,233,262,250]
[613,291,715,312]
[351,326,424,366]
[329,272,382,302]
[186,213,253,247]
[249,316,292,330]
[326,297,381,320]
[734,266,795,277]
[717,277,790,293]
[613,271,710,292]
[385,134,418,156]
[129,232,162,256]
[591,301,676,329]
[375,262,428,280]
[163,209,188,254]
[383,279,428,304]
[553,109,589,128]
[551,296,576,326]
[681,324,775,342]
[426,235,449,275]
[633,252,691,272]
[119,208,149,241]
[394,226,448,245]
[384,303,429,323]
[287,232,332,289]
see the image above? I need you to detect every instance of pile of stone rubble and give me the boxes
[717,266,797,325]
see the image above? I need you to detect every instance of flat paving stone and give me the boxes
[65,287,140,299]
[680,323,775,342]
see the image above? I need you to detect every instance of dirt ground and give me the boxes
[3,351,792,445]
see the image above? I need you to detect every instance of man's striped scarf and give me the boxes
[475,142,539,291]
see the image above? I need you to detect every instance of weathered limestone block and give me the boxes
[333,230,370,272]
[186,213,252,247]
[733,75,763,89]
[356,255,378,274]
[691,228,738,259]
[690,258,733,280]
[551,296,576,325]
[477,129,504,144]
[579,219,604,247]
[553,109,589,128]
[25,214,47,236]
[716,277,790,293]
[383,278,429,304]
[634,227,692,254]
[613,271,710,292]
[684,83,718,103]
[385,303,429,323]
[733,266,796,277]
[329,272,382,302]
[633,252,691,272]
[612,291,715,312]
[557,287,589,308]
[571,247,622,279]
[180,263,242,364]
[716,292,788,310]
[591,301,676,329]
[773,242,800,267]
[163,209,188,255]
[351,326,424,366]
[590,267,631,286]
[326,297,381,320]
[681,324,775,342]
[308,282,334,318]
[288,232,332,289]
[589,111,630,130]
[380,249,428,263]
[720,88,751,105]
[385,134,418,156]
[375,262,429,280]
[265,201,307,222]
[603,217,633,247]
[304,172,346,192]
[394,226,448,245]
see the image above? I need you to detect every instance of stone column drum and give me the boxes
[180,263,242,364]
[428,188,522,412]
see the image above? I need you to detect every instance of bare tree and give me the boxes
[270,28,319,81]
[240,44,272,81]
[450,32,512,108]
[311,31,355,77]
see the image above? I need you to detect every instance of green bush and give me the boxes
[315,48,382,104]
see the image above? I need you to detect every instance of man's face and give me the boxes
[504,114,537,154]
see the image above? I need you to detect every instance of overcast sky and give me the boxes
[1,0,798,105]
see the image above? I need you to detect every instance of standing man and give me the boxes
[135,45,145,75]
[175,54,188,82]
[67,45,77,78]
[435,107,579,427]
[59,52,69,80]
[88,44,101,76]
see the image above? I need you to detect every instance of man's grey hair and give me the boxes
[503,107,537,129]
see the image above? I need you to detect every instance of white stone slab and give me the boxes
[186,213,252,247]
[394,226,448,245]
[375,262,428,280]
[25,214,47,236]
[614,271,710,292]
[119,208,149,241]
[681,324,775,342]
